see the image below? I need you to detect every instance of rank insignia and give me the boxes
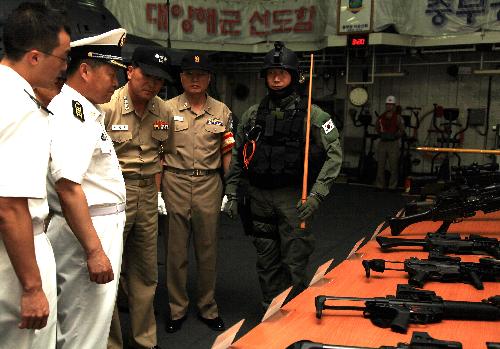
[153,120,169,130]
[72,100,84,122]
[207,118,224,127]
[123,96,130,111]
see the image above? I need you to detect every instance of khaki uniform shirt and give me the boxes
[163,93,234,170]
[101,84,174,179]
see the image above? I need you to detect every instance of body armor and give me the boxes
[242,95,325,189]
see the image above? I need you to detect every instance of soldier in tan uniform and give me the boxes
[101,46,174,349]
[162,52,234,333]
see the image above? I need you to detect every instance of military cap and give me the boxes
[70,28,127,68]
[132,46,172,81]
[180,52,212,73]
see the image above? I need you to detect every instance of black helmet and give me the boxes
[260,41,299,78]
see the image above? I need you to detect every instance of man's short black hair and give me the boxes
[3,2,70,61]
[66,58,108,77]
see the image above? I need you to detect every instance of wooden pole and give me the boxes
[301,54,314,230]
[415,146,500,155]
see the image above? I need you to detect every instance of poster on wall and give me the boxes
[337,0,373,34]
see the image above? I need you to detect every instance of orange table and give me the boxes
[233,212,500,349]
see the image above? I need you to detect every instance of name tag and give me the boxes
[174,115,184,122]
[112,124,128,131]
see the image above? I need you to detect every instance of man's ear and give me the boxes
[25,50,41,66]
[126,65,134,81]
[79,62,91,82]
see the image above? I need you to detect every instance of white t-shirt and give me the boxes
[0,65,50,228]
[47,84,125,212]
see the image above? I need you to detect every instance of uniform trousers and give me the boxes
[375,139,400,189]
[108,180,158,349]
[246,185,315,306]
[0,226,57,349]
[47,211,125,349]
[162,171,222,320]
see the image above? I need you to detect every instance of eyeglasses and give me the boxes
[37,50,71,64]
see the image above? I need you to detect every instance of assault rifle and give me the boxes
[376,233,500,259]
[315,284,500,333]
[362,256,500,289]
[387,184,500,235]
[286,332,462,348]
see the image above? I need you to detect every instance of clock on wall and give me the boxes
[349,87,368,107]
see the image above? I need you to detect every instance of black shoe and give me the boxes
[197,313,225,331]
[165,315,187,333]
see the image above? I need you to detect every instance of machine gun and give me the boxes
[362,256,500,289]
[388,184,500,235]
[286,331,462,348]
[315,284,499,333]
[376,233,500,259]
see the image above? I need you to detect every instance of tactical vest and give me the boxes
[242,95,325,189]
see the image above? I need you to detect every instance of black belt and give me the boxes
[124,177,155,187]
[164,166,219,177]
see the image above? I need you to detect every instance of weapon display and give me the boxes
[285,331,462,348]
[376,233,500,259]
[387,184,500,235]
[362,256,500,289]
[315,284,499,333]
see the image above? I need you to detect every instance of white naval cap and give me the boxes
[70,28,127,68]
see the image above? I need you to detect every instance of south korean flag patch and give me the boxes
[322,119,335,134]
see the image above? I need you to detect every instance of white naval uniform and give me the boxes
[0,65,57,349]
[46,84,126,349]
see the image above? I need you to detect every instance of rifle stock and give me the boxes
[285,332,462,348]
[376,236,427,249]
[388,210,432,235]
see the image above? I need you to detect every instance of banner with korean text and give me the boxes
[104,0,330,45]
[104,0,500,49]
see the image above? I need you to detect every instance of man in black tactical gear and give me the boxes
[223,42,343,308]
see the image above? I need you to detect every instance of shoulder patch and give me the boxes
[322,119,335,134]
[72,100,84,122]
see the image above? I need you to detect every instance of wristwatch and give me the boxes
[349,87,368,107]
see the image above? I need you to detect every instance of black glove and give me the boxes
[296,194,321,221]
[223,194,238,219]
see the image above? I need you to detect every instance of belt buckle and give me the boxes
[193,169,203,176]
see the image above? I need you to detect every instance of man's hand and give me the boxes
[296,194,321,221]
[222,194,238,219]
[158,192,167,215]
[19,288,49,329]
[86,248,114,284]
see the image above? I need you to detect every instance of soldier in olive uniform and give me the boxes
[101,46,174,349]
[224,42,342,308]
[162,52,234,333]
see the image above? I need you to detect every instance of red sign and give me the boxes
[348,35,369,48]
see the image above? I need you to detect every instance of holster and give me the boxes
[237,192,279,240]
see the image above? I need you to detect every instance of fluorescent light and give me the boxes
[473,69,500,75]
[370,72,407,77]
